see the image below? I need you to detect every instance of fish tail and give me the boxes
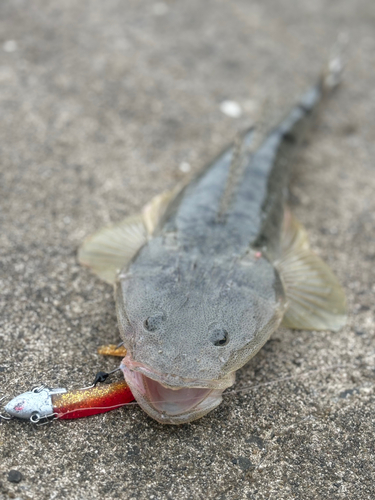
[292,36,348,141]
[320,33,348,95]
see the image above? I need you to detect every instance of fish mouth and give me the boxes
[120,355,235,425]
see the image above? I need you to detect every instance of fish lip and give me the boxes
[121,353,234,390]
[120,353,235,424]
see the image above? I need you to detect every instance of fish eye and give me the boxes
[143,312,166,332]
[211,328,229,347]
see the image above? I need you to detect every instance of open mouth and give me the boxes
[120,356,234,424]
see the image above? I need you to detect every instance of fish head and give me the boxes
[116,238,286,424]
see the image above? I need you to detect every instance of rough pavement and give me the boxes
[1,1,375,499]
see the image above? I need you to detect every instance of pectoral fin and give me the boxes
[276,211,347,331]
[78,215,147,284]
[78,187,182,284]
[142,184,183,234]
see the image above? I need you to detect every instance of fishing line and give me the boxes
[223,361,371,397]
[115,356,375,408]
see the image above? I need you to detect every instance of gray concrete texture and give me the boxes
[0,0,374,499]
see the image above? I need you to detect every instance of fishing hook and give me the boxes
[0,395,13,421]
[77,366,122,390]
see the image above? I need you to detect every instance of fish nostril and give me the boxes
[211,328,229,347]
[143,318,154,331]
[143,312,166,332]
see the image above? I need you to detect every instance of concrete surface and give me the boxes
[1,1,375,499]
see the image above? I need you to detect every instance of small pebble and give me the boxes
[220,100,242,118]
[179,162,191,173]
[232,456,253,471]
[7,470,23,483]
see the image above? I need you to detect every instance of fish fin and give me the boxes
[78,215,147,284]
[142,185,183,234]
[276,210,347,331]
[78,185,183,284]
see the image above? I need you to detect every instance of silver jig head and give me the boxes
[1,385,67,423]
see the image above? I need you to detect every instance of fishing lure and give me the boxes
[0,365,134,423]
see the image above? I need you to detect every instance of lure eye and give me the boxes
[211,328,229,347]
[143,312,166,332]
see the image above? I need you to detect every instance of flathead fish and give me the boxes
[79,60,347,424]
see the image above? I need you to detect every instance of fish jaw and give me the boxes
[120,356,235,424]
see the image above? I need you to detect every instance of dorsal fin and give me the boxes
[216,126,268,222]
[216,135,246,221]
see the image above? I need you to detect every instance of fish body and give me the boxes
[79,63,346,424]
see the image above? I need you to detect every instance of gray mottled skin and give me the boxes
[116,83,326,422]
[163,86,320,255]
